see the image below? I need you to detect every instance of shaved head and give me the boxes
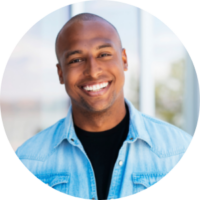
[55,13,122,63]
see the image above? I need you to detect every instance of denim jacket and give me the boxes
[16,99,192,199]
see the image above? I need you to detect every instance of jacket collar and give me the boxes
[53,98,152,149]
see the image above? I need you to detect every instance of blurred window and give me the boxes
[1,6,71,150]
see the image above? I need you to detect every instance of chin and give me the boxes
[83,98,115,113]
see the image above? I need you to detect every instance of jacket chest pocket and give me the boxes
[36,173,70,194]
[132,173,166,194]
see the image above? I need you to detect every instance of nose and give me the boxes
[83,56,102,78]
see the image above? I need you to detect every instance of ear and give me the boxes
[56,63,64,84]
[122,48,128,71]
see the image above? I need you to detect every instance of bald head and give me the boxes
[55,13,122,63]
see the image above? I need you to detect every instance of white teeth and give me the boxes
[93,85,97,90]
[97,85,100,90]
[83,82,109,91]
[103,82,108,87]
[86,86,89,90]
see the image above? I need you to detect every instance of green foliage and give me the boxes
[127,59,185,129]
[155,59,185,128]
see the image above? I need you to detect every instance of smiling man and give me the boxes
[16,13,192,200]
[56,14,127,133]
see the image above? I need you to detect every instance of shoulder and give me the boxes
[16,118,66,161]
[141,113,192,157]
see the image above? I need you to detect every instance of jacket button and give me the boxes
[119,160,123,166]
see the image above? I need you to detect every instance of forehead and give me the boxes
[56,20,121,57]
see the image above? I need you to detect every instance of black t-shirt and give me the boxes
[74,104,130,200]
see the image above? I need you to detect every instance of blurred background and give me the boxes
[0,1,199,151]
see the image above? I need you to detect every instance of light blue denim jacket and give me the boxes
[16,99,192,199]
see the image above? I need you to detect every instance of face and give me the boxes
[56,20,128,112]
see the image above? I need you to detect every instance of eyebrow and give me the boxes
[65,44,113,59]
[96,44,113,50]
[65,50,82,59]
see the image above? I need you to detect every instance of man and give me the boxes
[16,13,192,200]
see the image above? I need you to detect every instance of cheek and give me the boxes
[109,62,125,87]
[117,70,125,90]
[116,72,125,93]
[63,70,78,95]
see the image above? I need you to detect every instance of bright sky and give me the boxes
[0,1,186,102]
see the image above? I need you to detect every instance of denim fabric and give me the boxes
[16,99,192,199]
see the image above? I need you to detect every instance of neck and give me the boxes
[72,97,126,132]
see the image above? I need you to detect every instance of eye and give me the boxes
[69,58,83,64]
[98,53,111,58]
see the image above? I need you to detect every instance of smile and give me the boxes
[81,81,112,97]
